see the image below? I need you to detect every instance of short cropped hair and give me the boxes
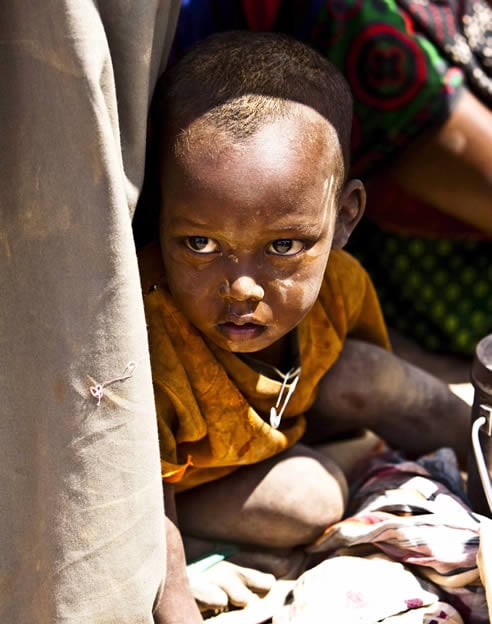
[153,30,353,174]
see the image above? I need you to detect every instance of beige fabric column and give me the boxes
[0,1,180,622]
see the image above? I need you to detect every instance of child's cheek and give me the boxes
[273,278,294,305]
[273,275,320,314]
[168,267,204,302]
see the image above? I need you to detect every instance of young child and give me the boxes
[139,30,471,611]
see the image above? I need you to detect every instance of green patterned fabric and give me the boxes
[349,222,492,355]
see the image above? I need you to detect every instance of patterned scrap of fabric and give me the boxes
[307,448,489,623]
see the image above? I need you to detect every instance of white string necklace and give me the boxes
[269,367,301,429]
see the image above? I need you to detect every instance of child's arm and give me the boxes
[305,338,471,466]
[153,484,203,624]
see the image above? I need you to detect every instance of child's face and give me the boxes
[160,111,360,360]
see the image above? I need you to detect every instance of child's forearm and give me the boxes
[306,339,471,465]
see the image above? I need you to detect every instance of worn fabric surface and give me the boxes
[0,2,180,622]
[139,242,390,492]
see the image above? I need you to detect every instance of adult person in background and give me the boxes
[171,0,492,361]
[0,2,201,622]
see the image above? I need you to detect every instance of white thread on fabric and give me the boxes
[90,361,137,406]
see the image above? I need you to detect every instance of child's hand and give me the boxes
[188,560,275,613]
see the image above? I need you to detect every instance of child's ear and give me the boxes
[332,179,366,249]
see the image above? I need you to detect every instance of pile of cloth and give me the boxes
[274,448,490,623]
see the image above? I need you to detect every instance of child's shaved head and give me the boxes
[153,31,353,180]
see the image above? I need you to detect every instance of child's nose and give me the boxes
[220,276,265,302]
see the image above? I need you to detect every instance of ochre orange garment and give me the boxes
[139,244,390,492]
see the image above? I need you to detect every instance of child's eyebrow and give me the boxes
[168,218,324,238]
[167,215,323,234]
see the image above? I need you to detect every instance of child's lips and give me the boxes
[217,321,267,342]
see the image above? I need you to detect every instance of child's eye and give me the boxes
[267,239,304,256]
[184,236,219,254]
